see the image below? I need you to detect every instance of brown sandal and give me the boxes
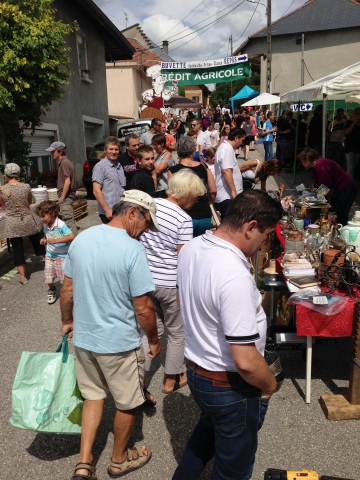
[162,372,188,394]
[107,446,152,478]
[71,462,97,480]
[143,388,156,406]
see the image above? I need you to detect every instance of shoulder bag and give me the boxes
[200,160,221,228]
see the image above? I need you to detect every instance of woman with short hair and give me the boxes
[0,163,45,284]
[169,136,217,237]
[140,169,206,399]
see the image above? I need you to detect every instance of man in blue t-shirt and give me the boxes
[60,190,162,479]
[262,111,277,161]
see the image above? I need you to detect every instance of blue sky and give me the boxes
[94,0,306,60]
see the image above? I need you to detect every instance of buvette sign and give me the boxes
[161,55,250,86]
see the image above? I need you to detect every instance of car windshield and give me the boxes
[118,123,150,139]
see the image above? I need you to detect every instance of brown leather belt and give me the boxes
[186,359,242,384]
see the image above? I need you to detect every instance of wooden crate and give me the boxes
[57,200,88,221]
[73,200,88,221]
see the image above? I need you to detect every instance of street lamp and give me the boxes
[247,0,271,93]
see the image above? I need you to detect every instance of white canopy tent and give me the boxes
[281,62,360,103]
[280,62,360,159]
[346,94,360,103]
[241,92,280,107]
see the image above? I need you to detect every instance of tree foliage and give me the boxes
[178,85,185,97]
[210,74,260,109]
[0,0,75,125]
[0,0,76,170]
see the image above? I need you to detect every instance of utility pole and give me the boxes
[301,33,305,86]
[123,11,128,28]
[230,35,233,97]
[292,33,305,184]
[266,0,271,93]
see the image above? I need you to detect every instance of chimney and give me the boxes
[162,40,169,55]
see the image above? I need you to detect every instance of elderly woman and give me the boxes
[140,169,206,402]
[298,147,358,225]
[169,136,217,237]
[0,163,45,284]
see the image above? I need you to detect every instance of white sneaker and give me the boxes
[47,288,56,304]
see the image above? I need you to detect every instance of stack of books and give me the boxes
[281,259,318,289]
[282,259,315,278]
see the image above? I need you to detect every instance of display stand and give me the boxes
[319,301,360,420]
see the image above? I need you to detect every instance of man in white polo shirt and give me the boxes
[173,190,282,480]
[214,128,246,219]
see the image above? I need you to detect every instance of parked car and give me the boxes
[116,118,152,140]
[82,119,152,197]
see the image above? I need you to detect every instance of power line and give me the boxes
[158,1,244,49]
[184,0,297,61]
[154,0,206,44]
[156,0,240,45]
[233,1,259,43]
[205,0,259,59]
[304,62,314,81]
[169,1,245,53]
[282,0,297,17]
[168,2,244,51]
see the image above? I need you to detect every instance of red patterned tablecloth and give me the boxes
[296,299,355,337]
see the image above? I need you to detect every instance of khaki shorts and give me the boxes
[74,346,146,410]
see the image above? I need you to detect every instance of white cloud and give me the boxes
[93,0,306,60]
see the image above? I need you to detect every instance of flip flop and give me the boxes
[107,447,152,478]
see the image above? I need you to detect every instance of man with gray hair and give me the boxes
[61,190,162,479]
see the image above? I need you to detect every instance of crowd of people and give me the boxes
[59,183,282,480]
[1,103,359,479]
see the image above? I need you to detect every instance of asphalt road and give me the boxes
[0,178,359,480]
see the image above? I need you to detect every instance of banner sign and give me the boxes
[291,103,314,112]
[161,55,250,86]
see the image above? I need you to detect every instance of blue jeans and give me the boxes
[263,141,273,161]
[172,366,269,480]
[192,218,211,237]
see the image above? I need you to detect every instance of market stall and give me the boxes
[280,61,360,181]
[264,185,360,417]
[229,85,259,113]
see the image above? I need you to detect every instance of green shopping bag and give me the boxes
[10,335,83,434]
